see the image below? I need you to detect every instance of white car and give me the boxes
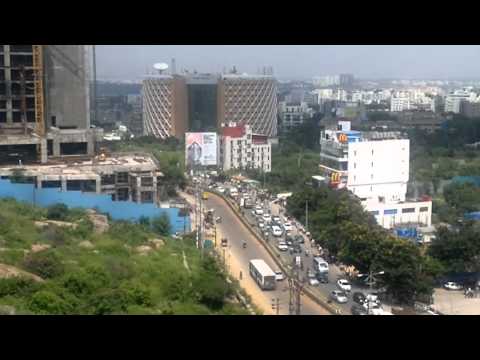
[309,278,320,286]
[277,242,288,251]
[330,290,348,304]
[217,187,225,193]
[272,216,281,224]
[272,226,283,237]
[366,293,380,303]
[283,222,293,232]
[444,281,462,290]
[258,222,265,229]
[337,279,352,292]
[254,206,264,216]
[275,271,284,281]
[263,213,272,223]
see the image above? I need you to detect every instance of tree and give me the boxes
[443,182,480,214]
[28,290,74,315]
[151,213,172,236]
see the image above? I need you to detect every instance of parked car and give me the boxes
[295,235,304,244]
[217,187,225,193]
[337,279,352,292]
[258,222,265,229]
[272,216,281,224]
[254,206,264,216]
[351,304,368,315]
[307,269,316,279]
[283,222,293,232]
[277,242,288,251]
[309,278,320,287]
[353,292,367,305]
[262,213,272,223]
[330,290,348,304]
[444,281,463,291]
[275,271,284,281]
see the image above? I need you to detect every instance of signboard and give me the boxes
[185,132,218,167]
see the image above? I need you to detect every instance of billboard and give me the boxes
[185,132,218,167]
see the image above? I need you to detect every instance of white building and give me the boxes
[319,120,432,230]
[390,96,411,112]
[219,123,271,173]
[445,90,474,113]
[278,101,313,130]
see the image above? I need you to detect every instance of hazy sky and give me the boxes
[96,45,480,81]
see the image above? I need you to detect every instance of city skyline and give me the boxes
[96,45,480,81]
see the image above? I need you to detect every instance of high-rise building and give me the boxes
[278,101,313,131]
[142,75,187,139]
[217,74,277,137]
[444,90,471,113]
[0,45,102,164]
[143,72,278,139]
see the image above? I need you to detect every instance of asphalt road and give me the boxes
[205,193,330,315]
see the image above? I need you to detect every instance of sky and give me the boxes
[96,45,480,81]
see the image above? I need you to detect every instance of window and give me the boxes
[419,207,429,212]
[384,209,397,215]
[354,163,356,169]
[402,208,415,214]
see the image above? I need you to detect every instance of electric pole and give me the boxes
[306,200,309,232]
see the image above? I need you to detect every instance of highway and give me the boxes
[183,190,330,315]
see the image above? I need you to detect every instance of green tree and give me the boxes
[151,213,172,236]
[46,203,69,221]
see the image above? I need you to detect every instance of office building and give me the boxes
[319,120,431,229]
[461,100,480,118]
[391,96,411,112]
[218,74,277,137]
[219,122,271,173]
[444,90,471,113]
[143,72,278,139]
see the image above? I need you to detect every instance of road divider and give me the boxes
[207,190,341,315]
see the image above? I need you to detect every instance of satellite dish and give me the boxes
[153,62,169,73]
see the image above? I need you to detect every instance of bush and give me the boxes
[0,277,39,297]
[22,251,65,279]
[28,290,74,315]
[151,214,172,236]
[47,203,69,221]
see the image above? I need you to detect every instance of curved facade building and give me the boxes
[218,74,277,137]
[142,75,187,139]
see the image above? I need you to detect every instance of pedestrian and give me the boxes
[239,271,243,280]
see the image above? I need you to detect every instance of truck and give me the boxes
[249,259,276,290]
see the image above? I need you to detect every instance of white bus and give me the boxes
[249,259,276,290]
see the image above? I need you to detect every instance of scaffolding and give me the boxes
[32,45,45,137]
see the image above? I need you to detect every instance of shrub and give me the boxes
[151,214,172,236]
[22,251,65,279]
[47,203,69,221]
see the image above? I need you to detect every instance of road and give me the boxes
[183,190,330,315]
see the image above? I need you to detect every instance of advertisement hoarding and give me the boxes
[185,132,217,167]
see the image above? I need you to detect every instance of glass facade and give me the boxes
[187,84,218,132]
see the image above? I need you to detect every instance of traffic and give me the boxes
[193,172,396,315]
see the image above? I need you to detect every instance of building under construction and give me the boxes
[0,45,165,205]
[0,45,101,164]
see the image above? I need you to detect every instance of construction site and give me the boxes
[0,45,164,205]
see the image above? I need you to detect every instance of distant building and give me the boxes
[219,123,271,173]
[444,90,471,113]
[278,101,313,130]
[461,101,480,118]
[391,96,411,112]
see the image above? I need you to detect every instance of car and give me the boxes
[283,222,293,232]
[305,231,311,238]
[307,269,316,279]
[263,231,270,237]
[292,245,302,254]
[272,216,281,224]
[337,279,352,292]
[275,271,284,281]
[362,301,382,312]
[272,225,283,237]
[286,238,293,246]
[366,293,380,303]
[294,235,305,244]
[444,281,463,290]
[317,273,329,283]
[277,242,289,251]
[351,304,368,315]
[262,213,272,223]
[217,187,225,193]
[309,278,320,286]
[258,222,265,229]
[353,292,367,305]
[330,290,348,304]
[254,206,264,215]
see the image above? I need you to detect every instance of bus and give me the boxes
[313,257,329,274]
[249,259,276,290]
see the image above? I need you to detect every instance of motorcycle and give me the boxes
[243,241,247,249]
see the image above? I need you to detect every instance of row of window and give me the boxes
[370,206,429,216]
